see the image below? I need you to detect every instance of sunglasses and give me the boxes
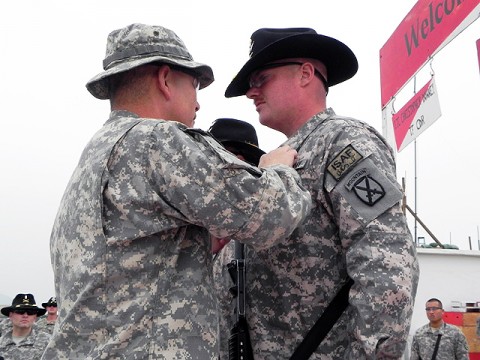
[13,309,37,316]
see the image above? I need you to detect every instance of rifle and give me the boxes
[227,241,254,360]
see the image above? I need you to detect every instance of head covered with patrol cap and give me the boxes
[225,27,358,98]
[86,23,214,99]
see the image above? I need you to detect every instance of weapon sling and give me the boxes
[430,333,442,360]
[289,277,354,360]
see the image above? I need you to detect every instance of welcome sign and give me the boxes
[380,0,480,108]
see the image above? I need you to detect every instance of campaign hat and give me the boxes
[1,294,46,316]
[87,23,214,99]
[209,118,265,165]
[225,27,358,97]
[42,297,57,308]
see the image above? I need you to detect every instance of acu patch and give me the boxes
[352,174,385,206]
[327,144,363,180]
[336,159,403,225]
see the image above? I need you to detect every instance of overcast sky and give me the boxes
[1,0,479,306]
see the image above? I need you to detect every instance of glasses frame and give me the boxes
[165,64,201,91]
[248,61,329,94]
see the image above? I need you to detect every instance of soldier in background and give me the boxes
[35,297,57,335]
[209,118,265,166]
[0,318,11,338]
[410,298,469,360]
[210,117,265,359]
[0,294,50,359]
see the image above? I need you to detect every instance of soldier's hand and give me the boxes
[211,236,231,254]
[258,145,298,168]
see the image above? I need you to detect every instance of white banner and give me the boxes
[384,77,442,152]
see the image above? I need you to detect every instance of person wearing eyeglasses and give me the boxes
[410,298,469,360]
[43,23,312,360]
[0,294,50,359]
[218,27,420,359]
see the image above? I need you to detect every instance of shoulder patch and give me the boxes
[335,158,403,225]
[327,144,363,180]
[352,175,385,206]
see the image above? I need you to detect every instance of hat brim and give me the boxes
[1,306,46,317]
[86,55,214,100]
[221,140,265,165]
[225,33,358,98]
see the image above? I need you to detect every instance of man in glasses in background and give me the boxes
[219,27,420,359]
[0,293,50,359]
[410,298,469,360]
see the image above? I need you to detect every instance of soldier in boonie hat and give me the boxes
[86,23,214,99]
[45,21,312,360]
[1,294,46,317]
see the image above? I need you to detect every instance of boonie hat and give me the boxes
[1,294,46,317]
[42,297,57,308]
[86,23,214,99]
[209,118,265,165]
[225,27,358,97]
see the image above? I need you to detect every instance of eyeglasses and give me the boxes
[13,309,37,316]
[425,307,442,311]
[169,64,201,91]
[248,61,328,94]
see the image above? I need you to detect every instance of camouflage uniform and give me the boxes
[34,318,54,335]
[215,108,419,359]
[43,110,311,359]
[0,328,50,360]
[410,322,469,360]
[0,319,11,338]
